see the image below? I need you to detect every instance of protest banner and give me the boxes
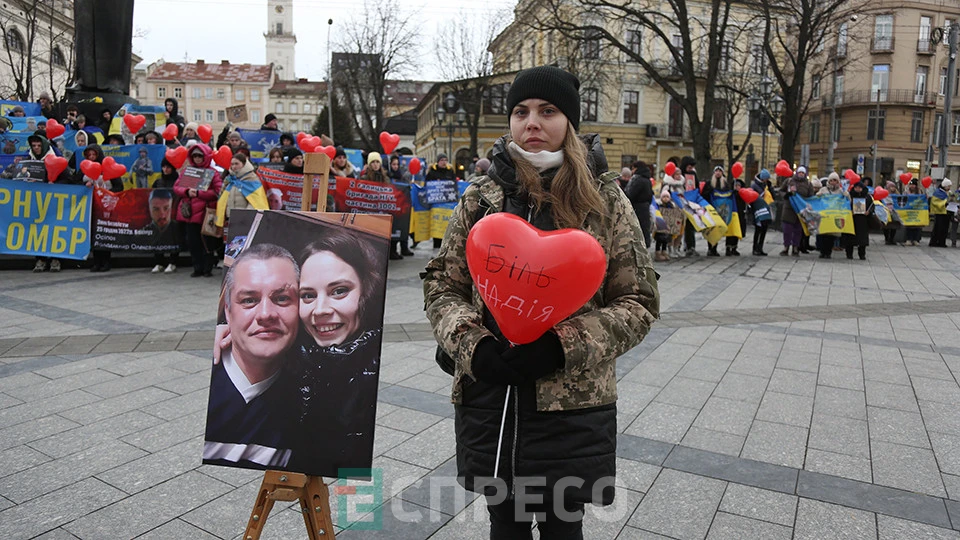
[60,129,99,161]
[257,167,334,211]
[789,193,855,236]
[333,177,411,216]
[91,187,180,252]
[0,179,91,259]
[892,194,929,226]
[672,189,726,243]
[0,132,31,155]
[108,104,167,141]
[6,116,46,132]
[418,180,459,205]
[0,154,29,177]
[710,190,743,239]
[7,159,46,181]
[236,128,281,161]
[102,144,166,190]
[226,104,248,123]
[0,100,41,117]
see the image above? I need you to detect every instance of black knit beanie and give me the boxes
[506,66,581,130]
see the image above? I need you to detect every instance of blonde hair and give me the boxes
[511,124,606,229]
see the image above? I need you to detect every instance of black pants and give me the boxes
[816,235,834,258]
[931,213,951,246]
[488,498,584,540]
[184,223,212,274]
[154,251,178,266]
[684,221,696,251]
[636,204,651,249]
[92,249,111,269]
[905,227,922,243]
[882,228,897,244]
[655,237,670,251]
[845,244,866,259]
[800,234,811,252]
[753,222,768,253]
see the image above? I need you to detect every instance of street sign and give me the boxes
[857,154,864,175]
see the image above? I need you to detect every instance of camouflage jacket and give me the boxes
[422,170,660,412]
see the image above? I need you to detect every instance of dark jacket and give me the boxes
[72,144,120,191]
[780,175,814,224]
[425,163,457,181]
[164,98,185,137]
[624,165,653,223]
[844,183,874,246]
[152,158,179,189]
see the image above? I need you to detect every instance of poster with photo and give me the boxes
[8,159,46,181]
[202,209,392,478]
[91,187,181,252]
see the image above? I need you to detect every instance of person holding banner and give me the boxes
[930,179,951,248]
[79,144,123,272]
[359,152,388,183]
[387,155,415,258]
[282,148,304,174]
[779,166,814,256]
[750,169,773,256]
[902,180,924,246]
[174,144,223,277]
[814,173,848,259]
[881,181,901,245]
[423,65,660,539]
[844,180,874,260]
[330,147,357,179]
[216,153,268,233]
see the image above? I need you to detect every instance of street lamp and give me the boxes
[326,19,334,141]
[435,92,465,163]
[748,77,784,173]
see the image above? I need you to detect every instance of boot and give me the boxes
[725,246,732,256]
[859,246,866,260]
[390,250,403,260]
[707,245,719,257]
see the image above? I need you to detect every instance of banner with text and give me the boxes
[102,144,167,190]
[257,167,336,211]
[788,193,855,236]
[0,179,91,259]
[891,194,929,227]
[92,187,180,252]
[333,177,410,216]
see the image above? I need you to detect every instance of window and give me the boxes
[837,23,848,57]
[193,109,201,121]
[919,16,932,52]
[235,88,244,100]
[671,34,684,69]
[193,87,201,99]
[251,89,260,101]
[867,109,886,140]
[303,103,311,114]
[290,102,297,114]
[530,43,537,66]
[832,113,842,142]
[874,15,893,49]
[217,88,225,99]
[911,111,924,143]
[484,83,510,114]
[174,87,183,99]
[5,29,24,53]
[814,28,825,54]
[941,68,948,95]
[582,88,598,122]
[712,99,728,131]
[205,109,213,122]
[583,29,601,59]
[217,110,225,122]
[51,47,66,67]
[834,72,844,105]
[811,78,820,100]
[276,102,284,113]
[809,115,820,144]
[871,65,890,101]
[668,97,684,137]
[252,109,261,123]
[205,87,213,99]
[719,40,732,71]
[916,66,928,102]
[627,29,641,60]
[750,43,765,75]
[935,113,944,145]
[304,120,313,131]
[623,90,639,124]
[157,87,166,98]
[278,122,284,131]
[954,114,960,145]
[276,22,283,35]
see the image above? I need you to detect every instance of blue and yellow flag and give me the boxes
[789,193,855,235]
[711,190,742,239]
[892,194,929,226]
[930,188,948,215]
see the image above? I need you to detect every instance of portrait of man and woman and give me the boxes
[202,210,390,478]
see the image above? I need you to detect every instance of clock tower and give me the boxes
[265,0,296,80]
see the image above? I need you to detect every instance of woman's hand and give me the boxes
[188,188,198,198]
[212,324,232,364]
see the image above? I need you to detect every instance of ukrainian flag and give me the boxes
[216,176,269,227]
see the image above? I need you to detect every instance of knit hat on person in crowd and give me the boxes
[38,91,51,101]
[943,179,953,188]
[476,158,491,173]
[828,172,840,182]
[621,167,632,176]
[367,152,382,164]
[10,105,24,115]
[796,166,808,175]
[714,165,724,173]
[334,146,346,158]
[264,113,277,124]
[506,65,582,130]
[811,177,822,190]
[437,153,448,161]
[759,169,770,180]
[184,122,199,133]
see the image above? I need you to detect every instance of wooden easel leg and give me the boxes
[299,476,336,539]
[242,474,279,540]
[241,471,336,540]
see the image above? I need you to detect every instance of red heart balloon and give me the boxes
[731,162,744,179]
[197,124,213,143]
[849,173,861,184]
[663,162,676,176]
[45,118,65,139]
[379,131,400,154]
[317,145,336,159]
[922,176,933,189]
[465,213,607,345]
[738,188,759,204]
[162,123,179,141]
[844,169,856,181]
[300,136,321,153]
[214,146,233,170]
[80,160,101,180]
[165,146,187,169]
[101,156,127,180]
[899,172,912,185]
[775,160,793,177]
[408,158,422,175]
[296,132,308,145]
[123,114,146,134]
[873,187,889,201]
[44,154,67,181]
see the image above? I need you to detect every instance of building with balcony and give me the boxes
[800,4,960,182]
[269,79,325,134]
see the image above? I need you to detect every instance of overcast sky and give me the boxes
[132,0,514,82]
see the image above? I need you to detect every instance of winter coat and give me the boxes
[625,166,653,209]
[330,161,356,179]
[164,98,185,136]
[425,163,457,181]
[423,134,660,506]
[27,136,56,161]
[72,145,120,191]
[173,144,222,225]
[360,166,389,183]
[844,183,874,247]
[216,160,268,226]
[780,175,814,224]
[152,159,179,189]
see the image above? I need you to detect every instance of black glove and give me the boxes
[471,337,524,385]
[502,332,565,382]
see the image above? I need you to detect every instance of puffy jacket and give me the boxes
[780,175,815,224]
[173,144,222,224]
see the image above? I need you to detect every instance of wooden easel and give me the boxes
[242,153,336,540]
[242,471,336,539]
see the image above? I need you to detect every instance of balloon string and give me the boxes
[493,385,511,480]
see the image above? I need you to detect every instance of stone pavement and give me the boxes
[1,231,960,539]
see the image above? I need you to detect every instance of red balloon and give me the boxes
[739,188,759,204]
[162,123,179,141]
[731,162,744,179]
[317,145,336,159]
[465,213,607,345]
[45,118,65,139]
[922,176,933,189]
[214,146,233,170]
[408,158,422,175]
[379,131,400,154]
[844,169,857,181]
[197,124,213,143]
[849,173,861,184]
[296,132,308,145]
[101,156,127,180]
[873,187,889,201]
[123,114,146,134]
[79,160,101,180]
[44,154,67,181]
[300,136,321,153]
[663,162,677,176]
[165,146,187,169]
[899,172,912,185]
[775,160,793,177]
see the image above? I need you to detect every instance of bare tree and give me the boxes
[333,0,420,150]
[0,0,75,102]
[44,1,74,102]
[0,0,41,101]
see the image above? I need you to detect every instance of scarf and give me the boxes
[507,141,564,172]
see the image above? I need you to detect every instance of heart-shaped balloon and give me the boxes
[922,176,933,189]
[465,213,607,345]
[162,123,179,141]
[123,114,146,134]
[44,154,67,181]
[197,124,213,143]
[663,162,676,176]
[317,145,336,159]
[165,146,188,169]
[899,172,912,185]
[45,118,65,139]
[300,136,321,153]
[873,187,889,201]
[296,132,308,145]
[731,162,744,179]
[849,173,861,184]
[844,169,857,181]
[101,156,127,180]
[80,160,101,180]
[775,160,793,177]
[408,158,422,175]
[379,131,400,154]
[738,188,759,204]
[214,146,233,170]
